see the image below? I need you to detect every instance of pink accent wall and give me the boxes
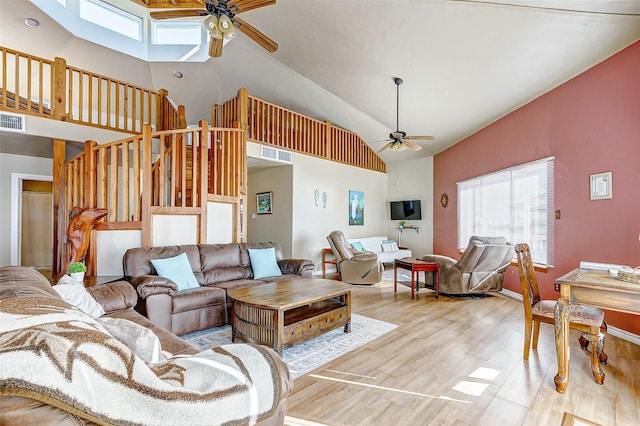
[433,41,640,335]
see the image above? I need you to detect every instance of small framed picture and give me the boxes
[256,191,273,214]
[590,172,612,200]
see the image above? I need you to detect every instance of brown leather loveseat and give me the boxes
[0,266,292,426]
[123,241,314,336]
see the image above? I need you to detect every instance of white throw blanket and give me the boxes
[0,296,285,425]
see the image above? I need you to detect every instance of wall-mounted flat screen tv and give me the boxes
[390,200,422,220]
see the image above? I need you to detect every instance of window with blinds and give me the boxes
[457,157,555,266]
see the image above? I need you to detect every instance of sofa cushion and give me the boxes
[171,286,227,314]
[124,245,204,285]
[249,247,283,279]
[348,236,412,263]
[199,244,253,284]
[53,274,105,318]
[350,241,365,252]
[381,240,399,252]
[151,252,200,291]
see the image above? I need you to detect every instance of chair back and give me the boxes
[327,231,354,267]
[515,243,541,315]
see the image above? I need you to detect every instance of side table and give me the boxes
[394,258,440,299]
[322,248,337,275]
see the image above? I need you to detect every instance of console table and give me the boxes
[554,268,640,393]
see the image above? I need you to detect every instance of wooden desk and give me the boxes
[554,268,640,393]
[394,258,440,299]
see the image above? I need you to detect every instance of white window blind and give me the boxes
[457,157,554,265]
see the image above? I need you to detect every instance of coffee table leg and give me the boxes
[344,319,351,334]
[435,269,440,299]
[231,326,237,343]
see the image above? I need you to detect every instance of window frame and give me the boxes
[457,157,555,266]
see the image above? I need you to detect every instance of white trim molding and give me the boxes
[10,173,53,265]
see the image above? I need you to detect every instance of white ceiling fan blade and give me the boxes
[405,135,435,141]
[404,141,423,151]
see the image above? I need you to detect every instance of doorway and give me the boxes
[11,173,53,278]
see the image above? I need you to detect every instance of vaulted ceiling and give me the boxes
[2,0,639,164]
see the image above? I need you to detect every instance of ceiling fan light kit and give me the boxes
[151,0,277,58]
[377,77,435,153]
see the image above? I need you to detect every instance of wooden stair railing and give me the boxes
[60,122,246,273]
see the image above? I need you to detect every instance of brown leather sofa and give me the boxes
[0,266,292,426]
[123,241,314,336]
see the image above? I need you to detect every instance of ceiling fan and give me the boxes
[149,0,277,58]
[377,77,435,153]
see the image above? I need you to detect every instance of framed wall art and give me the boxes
[590,172,612,200]
[348,190,364,225]
[257,191,273,214]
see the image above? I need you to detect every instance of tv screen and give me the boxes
[390,200,422,221]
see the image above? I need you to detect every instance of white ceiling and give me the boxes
[1,0,639,164]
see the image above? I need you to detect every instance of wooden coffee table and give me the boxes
[227,278,351,355]
[394,258,440,299]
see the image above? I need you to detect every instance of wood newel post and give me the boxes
[238,88,249,132]
[178,105,187,129]
[325,120,332,160]
[156,89,168,131]
[141,124,153,247]
[52,139,66,277]
[84,141,97,209]
[199,120,209,243]
[52,57,67,121]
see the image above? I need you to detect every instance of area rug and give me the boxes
[180,314,397,379]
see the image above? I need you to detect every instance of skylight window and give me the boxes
[152,21,202,45]
[79,0,142,41]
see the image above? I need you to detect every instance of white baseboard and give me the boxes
[499,289,640,345]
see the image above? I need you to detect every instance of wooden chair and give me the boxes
[514,243,607,366]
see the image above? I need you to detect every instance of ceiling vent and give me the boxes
[0,112,26,133]
[261,146,292,164]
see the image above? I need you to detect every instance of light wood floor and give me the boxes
[284,281,640,426]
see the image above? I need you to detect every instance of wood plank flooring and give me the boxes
[284,281,640,426]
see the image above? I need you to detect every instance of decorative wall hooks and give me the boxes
[314,189,320,206]
[322,192,327,208]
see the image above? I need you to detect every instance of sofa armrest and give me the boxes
[422,254,457,270]
[129,275,178,299]
[352,252,379,262]
[278,258,315,277]
[86,280,138,314]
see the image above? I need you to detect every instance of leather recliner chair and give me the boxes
[327,230,383,285]
[422,236,514,295]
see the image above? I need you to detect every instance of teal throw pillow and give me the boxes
[248,247,283,279]
[150,252,200,291]
[350,242,365,252]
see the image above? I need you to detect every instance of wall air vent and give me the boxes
[0,112,26,132]
[261,145,292,164]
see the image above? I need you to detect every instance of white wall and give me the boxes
[290,153,388,272]
[0,153,52,266]
[247,165,294,257]
[386,157,434,257]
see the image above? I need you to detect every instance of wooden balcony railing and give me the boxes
[212,88,386,173]
[0,46,179,133]
[63,122,245,227]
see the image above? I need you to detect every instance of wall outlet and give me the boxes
[250,213,256,219]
